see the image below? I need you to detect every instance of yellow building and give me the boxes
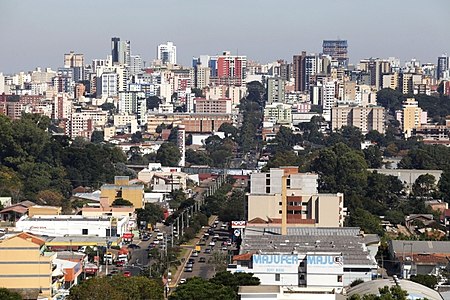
[0,232,55,299]
[28,205,62,217]
[402,98,423,138]
[101,176,144,208]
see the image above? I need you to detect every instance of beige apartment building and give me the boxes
[247,192,344,227]
[194,97,232,114]
[0,232,55,299]
[247,167,344,227]
[146,113,232,134]
[331,105,385,134]
[402,98,424,138]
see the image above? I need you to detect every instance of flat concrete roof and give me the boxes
[240,229,378,266]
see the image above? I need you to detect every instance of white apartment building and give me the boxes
[322,80,338,121]
[118,91,147,124]
[157,41,177,65]
[96,72,118,98]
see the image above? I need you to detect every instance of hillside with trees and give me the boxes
[0,113,131,205]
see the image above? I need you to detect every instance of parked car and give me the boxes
[123,271,131,277]
[209,241,215,246]
[192,251,199,257]
[199,257,206,263]
[179,278,186,284]
[204,248,211,254]
[185,267,193,272]
[186,263,193,268]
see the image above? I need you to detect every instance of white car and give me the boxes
[179,278,186,284]
[209,241,215,246]
[153,240,160,245]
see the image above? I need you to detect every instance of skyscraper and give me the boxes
[293,52,306,92]
[437,54,449,80]
[157,41,177,65]
[111,37,131,66]
[322,40,348,68]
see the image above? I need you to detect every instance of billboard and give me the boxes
[252,254,299,273]
[231,221,246,229]
[306,254,344,274]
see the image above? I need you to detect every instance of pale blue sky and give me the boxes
[1,0,449,74]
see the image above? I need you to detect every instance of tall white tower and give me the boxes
[157,41,177,65]
[177,125,186,167]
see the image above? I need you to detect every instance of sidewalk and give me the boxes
[168,215,218,289]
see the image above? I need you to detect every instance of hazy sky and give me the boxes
[1,0,449,74]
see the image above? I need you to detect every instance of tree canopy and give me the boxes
[156,142,181,167]
[68,276,163,300]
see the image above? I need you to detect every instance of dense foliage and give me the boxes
[169,272,260,300]
[0,114,128,202]
[68,276,163,300]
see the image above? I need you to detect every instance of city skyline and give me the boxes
[1,0,450,73]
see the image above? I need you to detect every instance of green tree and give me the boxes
[349,285,408,300]
[0,288,22,300]
[91,131,104,143]
[169,277,235,300]
[68,276,163,300]
[156,143,181,167]
[218,123,238,139]
[376,88,405,113]
[210,271,260,293]
[410,274,438,289]
[100,102,117,114]
[146,96,162,110]
[412,174,436,198]
[136,203,165,228]
[111,198,134,207]
[363,146,383,168]
[36,189,64,206]
[185,149,212,166]
[208,251,228,273]
[348,208,383,235]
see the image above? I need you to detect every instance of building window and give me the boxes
[82,229,88,235]
[278,210,282,214]
[275,274,280,281]
[338,275,343,282]
[279,202,282,206]
[266,178,270,185]
[266,187,270,193]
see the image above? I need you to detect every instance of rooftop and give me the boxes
[239,229,378,266]
[390,240,450,255]
[347,278,443,300]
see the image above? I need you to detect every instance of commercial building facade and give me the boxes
[0,233,55,298]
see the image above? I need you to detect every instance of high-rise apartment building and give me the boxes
[157,41,177,65]
[402,98,424,138]
[437,54,449,80]
[331,105,385,134]
[129,55,143,76]
[267,77,286,104]
[293,52,307,92]
[322,40,348,67]
[111,37,131,66]
[64,51,84,82]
